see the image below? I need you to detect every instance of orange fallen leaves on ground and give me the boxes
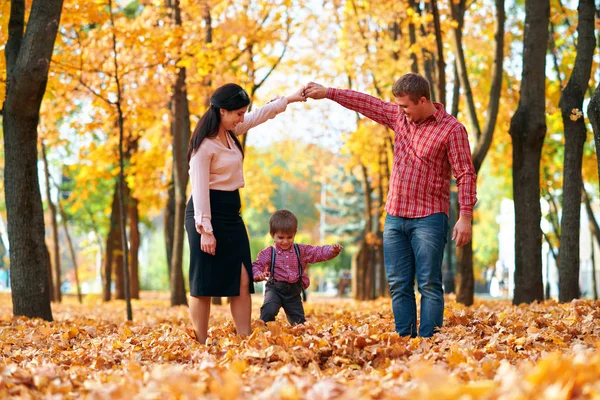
[1,293,600,399]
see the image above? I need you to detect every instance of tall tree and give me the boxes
[168,0,190,307]
[450,0,505,305]
[41,140,61,303]
[107,0,132,320]
[508,0,549,304]
[583,188,600,300]
[558,0,596,302]
[590,82,600,191]
[102,185,121,301]
[430,0,446,106]
[58,200,83,304]
[3,0,64,320]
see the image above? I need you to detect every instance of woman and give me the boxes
[185,83,305,344]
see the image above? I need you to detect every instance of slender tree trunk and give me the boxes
[450,0,480,141]
[451,60,461,117]
[41,144,55,303]
[430,0,445,105]
[41,141,61,303]
[169,0,191,307]
[451,0,505,305]
[114,232,125,299]
[58,201,82,304]
[128,194,140,299]
[205,4,222,308]
[103,185,121,301]
[591,80,600,300]
[592,233,598,300]
[558,0,595,302]
[165,181,175,279]
[3,0,63,320]
[583,189,600,300]
[508,0,549,304]
[446,2,464,296]
[408,0,419,73]
[589,83,600,194]
[378,147,389,297]
[354,162,375,300]
[455,243,473,303]
[108,0,132,320]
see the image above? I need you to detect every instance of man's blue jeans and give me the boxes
[383,213,448,337]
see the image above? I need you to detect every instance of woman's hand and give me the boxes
[200,232,216,255]
[286,87,307,104]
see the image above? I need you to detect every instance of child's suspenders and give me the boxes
[270,244,303,284]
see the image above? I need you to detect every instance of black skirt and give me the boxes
[185,189,254,297]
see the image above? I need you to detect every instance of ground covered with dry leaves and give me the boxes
[1,292,600,399]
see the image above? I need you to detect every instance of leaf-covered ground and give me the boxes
[1,292,600,399]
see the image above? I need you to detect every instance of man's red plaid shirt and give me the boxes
[327,88,477,218]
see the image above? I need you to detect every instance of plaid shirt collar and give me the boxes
[409,102,445,126]
[273,244,295,253]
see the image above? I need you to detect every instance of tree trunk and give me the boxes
[508,0,549,305]
[42,146,55,303]
[592,234,598,300]
[166,0,190,307]
[430,0,446,106]
[558,0,596,302]
[128,193,140,299]
[452,0,505,305]
[583,189,600,300]
[103,185,121,301]
[377,146,389,297]
[41,141,61,303]
[589,83,600,193]
[114,229,125,299]
[455,243,474,305]
[444,190,456,294]
[354,162,376,300]
[165,180,175,279]
[209,3,222,307]
[107,0,132,320]
[451,60,461,117]
[590,81,600,300]
[449,0,479,141]
[58,200,82,304]
[407,0,419,73]
[3,0,64,320]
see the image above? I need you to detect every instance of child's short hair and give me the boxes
[270,209,298,235]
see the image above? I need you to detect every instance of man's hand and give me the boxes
[200,232,216,255]
[331,244,343,256]
[303,82,328,99]
[253,272,269,282]
[452,215,472,247]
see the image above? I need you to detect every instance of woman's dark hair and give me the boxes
[187,83,251,162]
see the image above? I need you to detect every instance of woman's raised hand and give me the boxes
[286,87,308,104]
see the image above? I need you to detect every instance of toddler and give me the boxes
[252,209,342,324]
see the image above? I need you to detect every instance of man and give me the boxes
[304,73,477,337]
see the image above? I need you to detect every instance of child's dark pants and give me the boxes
[260,280,306,324]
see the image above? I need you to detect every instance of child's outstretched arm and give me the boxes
[299,243,344,264]
[252,248,271,282]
